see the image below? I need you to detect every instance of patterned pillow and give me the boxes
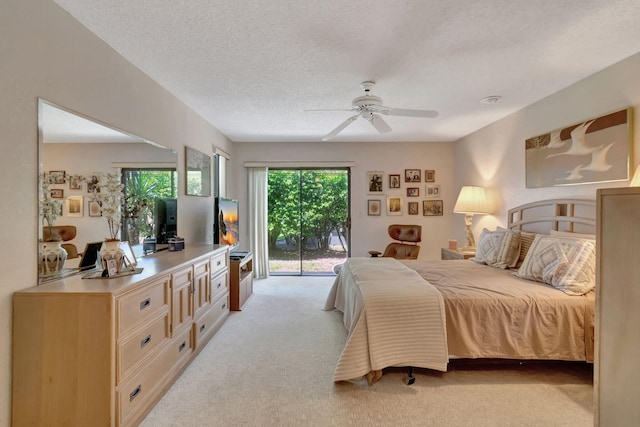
[516,234,596,295]
[516,231,537,268]
[472,229,521,269]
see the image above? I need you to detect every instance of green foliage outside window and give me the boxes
[268,169,348,252]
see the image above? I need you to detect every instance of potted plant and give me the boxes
[87,172,126,272]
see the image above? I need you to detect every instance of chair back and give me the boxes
[381,224,422,259]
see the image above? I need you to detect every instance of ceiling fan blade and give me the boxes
[321,114,360,141]
[369,114,392,134]
[381,108,439,118]
[304,108,354,112]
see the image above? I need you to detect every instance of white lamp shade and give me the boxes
[453,186,488,214]
[630,165,640,186]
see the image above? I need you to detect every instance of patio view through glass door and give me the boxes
[268,168,350,275]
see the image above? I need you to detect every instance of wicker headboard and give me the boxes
[507,199,596,234]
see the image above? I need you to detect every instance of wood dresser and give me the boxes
[12,244,229,427]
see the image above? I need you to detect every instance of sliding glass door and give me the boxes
[268,168,350,275]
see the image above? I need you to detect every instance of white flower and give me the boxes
[87,172,124,240]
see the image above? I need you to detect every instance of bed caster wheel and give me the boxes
[403,367,415,385]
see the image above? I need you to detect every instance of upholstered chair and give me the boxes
[369,224,422,259]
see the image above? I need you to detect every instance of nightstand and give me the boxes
[441,248,475,260]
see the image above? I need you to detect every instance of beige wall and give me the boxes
[452,52,640,244]
[0,1,231,424]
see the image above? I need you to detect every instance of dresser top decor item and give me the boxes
[87,172,125,241]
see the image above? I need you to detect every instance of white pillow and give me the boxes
[516,234,596,295]
[472,228,521,269]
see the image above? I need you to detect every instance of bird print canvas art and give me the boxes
[525,108,631,188]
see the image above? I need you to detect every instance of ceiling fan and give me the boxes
[307,81,439,141]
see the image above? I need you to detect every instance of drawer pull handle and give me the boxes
[216,260,221,266]
[140,298,151,310]
[140,335,152,348]
[130,385,142,402]
[200,323,205,333]
[179,341,187,352]
[222,303,226,310]
[216,282,222,289]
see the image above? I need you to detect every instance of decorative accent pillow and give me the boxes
[472,229,521,269]
[516,234,596,295]
[516,231,537,268]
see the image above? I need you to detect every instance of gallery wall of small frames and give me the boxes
[367,170,442,217]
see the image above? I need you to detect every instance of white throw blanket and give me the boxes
[324,258,448,382]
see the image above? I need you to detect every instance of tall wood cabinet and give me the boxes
[595,187,640,426]
[12,245,229,427]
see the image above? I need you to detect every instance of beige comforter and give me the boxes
[402,259,595,362]
[324,258,448,382]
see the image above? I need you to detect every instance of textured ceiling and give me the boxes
[52,0,640,143]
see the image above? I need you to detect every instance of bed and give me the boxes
[325,199,596,383]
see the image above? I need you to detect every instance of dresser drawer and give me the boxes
[117,276,170,336]
[210,252,227,275]
[211,271,228,302]
[117,327,193,426]
[194,293,229,347]
[194,258,210,277]
[118,311,171,382]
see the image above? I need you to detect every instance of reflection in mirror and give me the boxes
[38,99,178,283]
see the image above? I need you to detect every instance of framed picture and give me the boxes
[119,241,138,268]
[88,200,102,217]
[50,188,64,199]
[367,199,382,216]
[86,175,100,193]
[66,195,83,217]
[408,201,419,215]
[404,169,421,182]
[49,171,65,184]
[386,196,403,215]
[425,170,435,182]
[525,108,632,188]
[186,146,212,197]
[367,171,384,194]
[388,174,401,189]
[407,187,419,197]
[423,199,443,216]
[425,184,440,198]
[68,175,82,190]
[105,258,119,277]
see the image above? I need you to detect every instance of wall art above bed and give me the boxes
[525,108,632,188]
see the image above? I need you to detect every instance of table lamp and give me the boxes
[453,186,488,250]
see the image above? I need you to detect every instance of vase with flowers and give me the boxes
[39,172,66,276]
[87,172,126,273]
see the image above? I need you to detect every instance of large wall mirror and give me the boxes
[38,99,178,283]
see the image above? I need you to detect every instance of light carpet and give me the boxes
[140,275,593,427]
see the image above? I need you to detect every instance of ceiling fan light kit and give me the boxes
[311,81,439,141]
